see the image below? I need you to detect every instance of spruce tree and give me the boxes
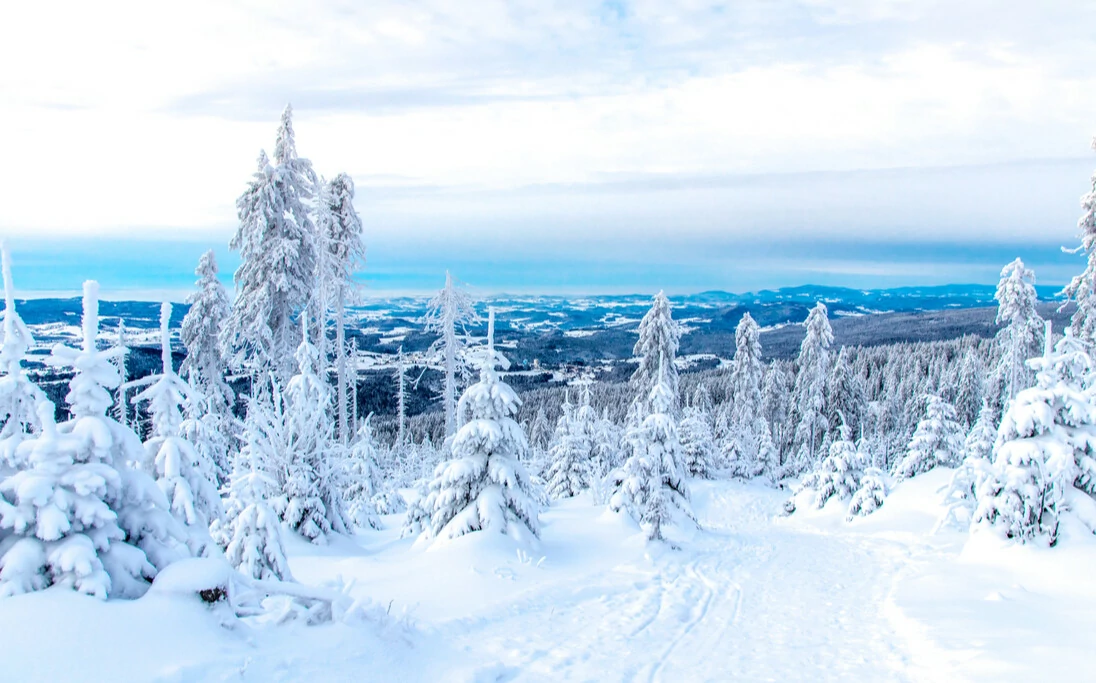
[133,303,222,555]
[892,394,965,480]
[991,258,1043,408]
[421,310,539,542]
[223,105,319,381]
[974,329,1096,545]
[180,250,233,416]
[545,388,596,499]
[0,282,184,599]
[679,405,716,478]
[0,246,45,467]
[610,355,691,541]
[1061,136,1096,343]
[423,271,480,437]
[790,303,834,475]
[631,291,681,398]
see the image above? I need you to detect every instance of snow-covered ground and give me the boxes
[1,472,1091,682]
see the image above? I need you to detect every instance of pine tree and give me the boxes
[846,468,888,520]
[276,315,348,542]
[110,319,131,430]
[679,405,716,478]
[725,312,764,473]
[211,450,293,582]
[223,105,319,381]
[991,258,1043,408]
[762,361,792,463]
[1061,136,1096,343]
[395,347,408,447]
[799,421,861,509]
[545,387,596,499]
[610,355,691,541]
[421,310,539,542]
[344,415,382,531]
[631,291,681,398]
[0,246,45,466]
[974,329,1096,545]
[964,401,997,462]
[953,348,985,428]
[0,282,185,599]
[892,395,965,480]
[790,303,834,475]
[423,272,480,437]
[825,347,865,438]
[132,303,222,555]
[317,173,365,444]
[180,250,233,416]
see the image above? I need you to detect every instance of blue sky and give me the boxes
[3,1,1096,296]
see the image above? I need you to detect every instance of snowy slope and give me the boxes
[0,475,1091,681]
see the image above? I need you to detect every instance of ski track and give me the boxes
[445,485,914,682]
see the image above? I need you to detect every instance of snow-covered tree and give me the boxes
[678,405,715,478]
[395,347,408,447]
[545,388,596,499]
[180,249,233,418]
[1061,137,1096,344]
[212,451,293,582]
[799,421,861,509]
[790,303,834,475]
[420,310,539,542]
[610,355,692,541]
[826,347,864,438]
[729,312,763,416]
[133,303,222,554]
[0,282,184,599]
[953,348,985,428]
[892,395,965,480]
[631,291,681,398]
[991,258,1043,408]
[846,468,888,521]
[0,246,45,466]
[423,271,480,437]
[275,316,348,542]
[223,106,319,381]
[973,329,1096,545]
[964,401,997,462]
[317,172,366,443]
[110,320,131,429]
[344,415,382,531]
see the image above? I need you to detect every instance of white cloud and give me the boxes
[1,0,1095,243]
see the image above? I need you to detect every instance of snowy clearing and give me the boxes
[2,472,1089,682]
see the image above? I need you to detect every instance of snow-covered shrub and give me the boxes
[892,395,964,480]
[0,282,185,599]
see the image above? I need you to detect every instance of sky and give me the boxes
[3,0,1096,297]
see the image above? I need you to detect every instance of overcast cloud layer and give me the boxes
[2,1,1095,292]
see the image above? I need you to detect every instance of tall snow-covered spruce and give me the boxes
[790,303,834,476]
[423,272,480,437]
[1062,137,1096,344]
[990,258,1043,412]
[223,105,319,382]
[974,327,1096,545]
[180,250,233,417]
[0,281,184,599]
[133,303,222,555]
[545,386,597,499]
[420,309,539,543]
[610,355,692,542]
[632,291,681,398]
[0,245,45,466]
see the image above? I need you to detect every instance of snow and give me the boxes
[1,472,1091,680]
